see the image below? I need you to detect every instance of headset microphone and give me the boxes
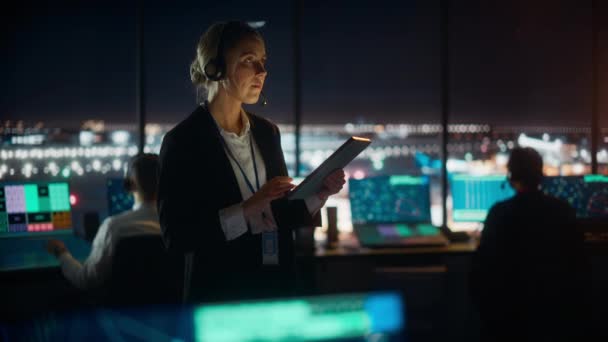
[260,91,268,106]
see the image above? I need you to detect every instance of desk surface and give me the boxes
[0,234,91,272]
[313,234,478,258]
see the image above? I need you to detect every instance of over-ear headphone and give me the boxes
[203,22,235,81]
[123,163,135,192]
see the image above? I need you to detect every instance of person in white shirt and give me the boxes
[46,154,162,290]
[158,21,345,302]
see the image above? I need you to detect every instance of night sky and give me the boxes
[1,0,607,128]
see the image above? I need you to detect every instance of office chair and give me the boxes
[105,235,183,306]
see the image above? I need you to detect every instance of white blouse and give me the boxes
[215,111,324,241]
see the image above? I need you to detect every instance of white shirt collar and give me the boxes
[212,109,251,138]
[132,201,156,211]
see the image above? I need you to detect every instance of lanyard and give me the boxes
[219,133,261,195]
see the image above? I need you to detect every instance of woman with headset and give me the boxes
[158,21,345,302]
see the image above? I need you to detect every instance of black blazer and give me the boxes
[158,104,319,303]
[470,191,585,340]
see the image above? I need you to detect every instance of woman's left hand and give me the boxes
[317,169,346,201]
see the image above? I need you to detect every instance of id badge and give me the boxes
[262,231,279,265]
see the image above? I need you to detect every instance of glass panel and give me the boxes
[448,0,594,231]
[0,1,137,235]
[300,0,442,236]
[598,1,608,175]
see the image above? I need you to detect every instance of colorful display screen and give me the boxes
[0,182,72,236]
[349,175,431,224]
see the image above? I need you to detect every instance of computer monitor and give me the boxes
[349,175,431,224]
[582,175,608,218]
[2,291,405,341]
[194,292,405,341]
[450,174,516,222]
[541,175,608,218]
[106,178,134,216]
[0,181,73,237]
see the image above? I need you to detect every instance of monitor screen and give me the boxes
[2,292,405,341]
[541,175,608,218]
[106,178,134,216]
[194,292,405,341]
[349,175,431,224]
[451,175,515,222]
[0,182,73,237]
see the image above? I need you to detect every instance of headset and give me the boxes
[123,159,136,192]
[203,21,267,106]
[123,154,161,193]
[504,147,543,189]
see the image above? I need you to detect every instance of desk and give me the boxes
[315,240,478,258]
[0,235,92,321]
[0,234,91,272]
[298,235,477,292]
[297,235,479,340]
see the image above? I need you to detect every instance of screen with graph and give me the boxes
[451,174,516,222]
[541,175,608,218]
[0,182,73,236]
[349,175,431,224]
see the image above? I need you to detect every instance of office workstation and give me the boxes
[2,0,608,341]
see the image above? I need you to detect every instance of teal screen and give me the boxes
[451,175,515,222]
[349,175,431,224]
[541,175,608,218]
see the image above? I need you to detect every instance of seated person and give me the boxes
[470,147,585,341]
[46,154,161,290]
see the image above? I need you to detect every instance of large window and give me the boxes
[0,1,138,234]
[599,0,608,175]
[3,0,605,237]
[300,0,443,234]
[447,0,595,230]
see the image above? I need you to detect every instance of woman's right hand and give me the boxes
[243,176,295,223]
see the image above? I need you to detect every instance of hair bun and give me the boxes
[190,58,205,85]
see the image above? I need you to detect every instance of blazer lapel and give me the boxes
[249,115,277,181]
[197,105,243,205]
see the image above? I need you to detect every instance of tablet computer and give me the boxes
[288,136,371,200]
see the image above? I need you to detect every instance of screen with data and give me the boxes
[106,178,134,216]
[0,182,73,236]
[451,175,516,222]
[541,175,608,218]
[2,291,405,341]
[349,175,431,224]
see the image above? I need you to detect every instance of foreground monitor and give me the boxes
[2,292,406,342]
[450,174,515,222]
[349,175,431,224]
[0,181,73,237]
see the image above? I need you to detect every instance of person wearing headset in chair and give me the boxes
[470,147,585,341]
[157,21,345,303]
[46,154,162,291]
